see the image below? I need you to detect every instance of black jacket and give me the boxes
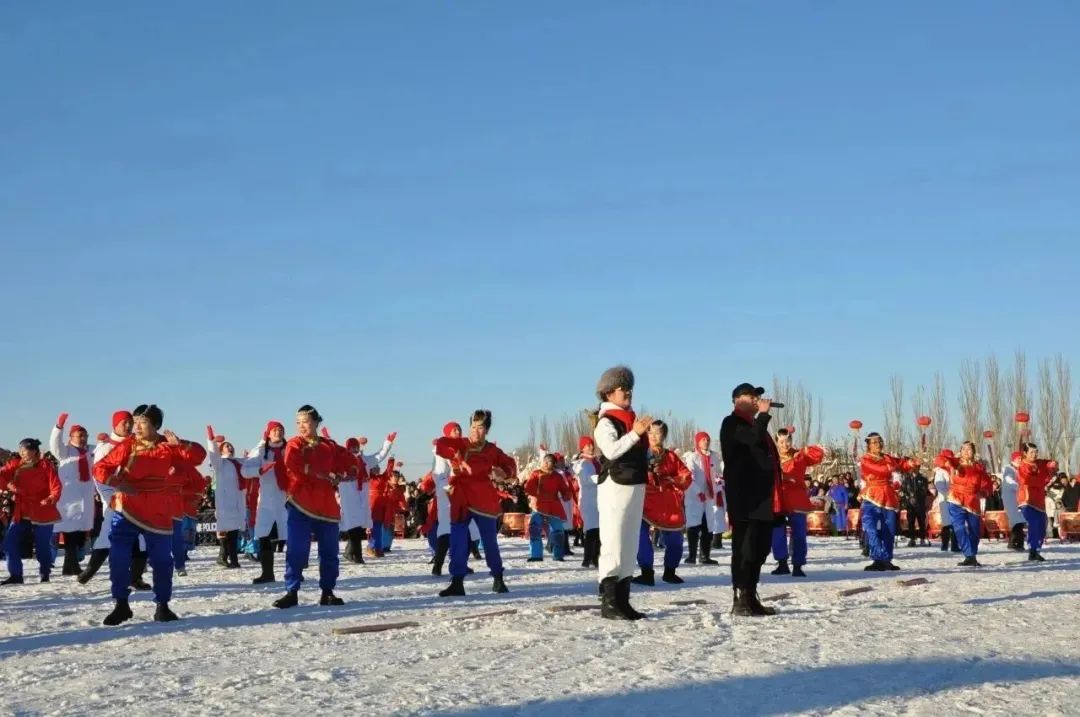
[1062,484,1080,512]
[900,473,929,509]
[719,411,780,522]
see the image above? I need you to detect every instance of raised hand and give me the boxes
[163,430,181,445]
[386,432,397,443]
[206,425,216,441]
[57,413,69,429]
[97,433,110,443]
[633,415,653,436]
[321,427,331,439]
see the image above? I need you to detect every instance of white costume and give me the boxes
[91,435,121,550]
[340,439,393,532]
[594,402,646,582]
[682,449,723,534]
[431,448,481,541]
[49,426,96,533]
[933,467,952,527]
[248,441,290,540]
[712,472,729,534]
[207,440,260,532]
[572,456,600,531]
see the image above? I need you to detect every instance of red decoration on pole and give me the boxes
[916,416,932,428]
[1014,411,1030,425]
[849,420,863,431]
[849,420,862,462]
[983,430,994,439]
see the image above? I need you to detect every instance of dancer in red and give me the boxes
[1,439,62,585]
[633,421,693,586]
[1017,442,1058,561]
[433,409,518,597]
[770,429,826,577]
[273,405,359,609]
[523,455,572,562]
[858,432,918,571]
[939,442,993,567]
[92,404,203,624]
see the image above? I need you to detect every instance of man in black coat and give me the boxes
[719,383,781,617]
[900,470,930,547]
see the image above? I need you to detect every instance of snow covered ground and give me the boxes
[1,536,1078,716]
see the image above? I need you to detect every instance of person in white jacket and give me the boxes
[1001,451,1026,551]
[573,437,601,569]
[80,410,141,585]
[933,458,959,553]
[593,365,653,621]
[340,433,395,563]
[49,413,96,576]
[247,420,289,584]
[207,430,261,570]
[682,432,722,566]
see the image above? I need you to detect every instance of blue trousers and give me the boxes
[450,512,502,578]
[832,509,847,534]
[109,513,173,603]
[1021,506,1047,552]
[772,513,809,566]
[3,520,53,579]
[947,504,982,558]
[284,504,339,593]
[529,512,565,560]
[426,526,438,554]
[861,503,897,562]
[182,517,197,552]
[637,522,683,571]
[172,520,187,571]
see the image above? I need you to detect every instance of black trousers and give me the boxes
[906,506,927,541]
[730,518,774,592]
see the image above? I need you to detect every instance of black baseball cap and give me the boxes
[731,383,766,400]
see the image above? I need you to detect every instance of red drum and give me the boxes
[928,509,942,538]
[1058,512,1080,542]
[983,511,1010,539]
[847,508,861,532]
[806,511,830,535]
[500,512,528,537]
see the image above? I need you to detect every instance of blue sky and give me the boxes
[2,2,1077,468]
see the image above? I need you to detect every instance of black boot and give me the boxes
[62,535,83,576]
[432,534,450,576]
[661,567,684,584]
[470,540,482,560]
[864,560,888,571]
[154,602,179,622]
[252,539,276,584]
[631,567,654,586]
[748,590,777,616]
[562,533,574,556]
[1028,550,1045,562]
[771,560,790,575]
[273,590,299,609]
[345,528,365,565]
[906,538,916,548]
[600,577,626,620]
[685,527,699,565]
[1010,525,1026,551]
[78,549,109,584]
[713,533,723,550]
[958,556,980,567]
[131,553,151,590]
[492,572,509,594]
[615,577,645,620]
[103,599,133,626]
[792,565,807,577]
[320,589,345,606]
[226,530,242,568]
[700,532,718,565]
[731,588,753,617]
[217,538,229,567]
[950,531,961,553]
[439,576,465,597]
[1,575,24,586]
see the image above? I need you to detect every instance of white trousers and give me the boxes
[597,480,645,582]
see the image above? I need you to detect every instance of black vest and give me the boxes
[597,415,648,486]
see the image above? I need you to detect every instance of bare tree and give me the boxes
[958,359,983,443]
[883,375,905,453]
[1037,357,1067,464]
[984,353,1010,470]
[1049,354,1075,472]
[1009,350,1032,452]
[930,372,951,456]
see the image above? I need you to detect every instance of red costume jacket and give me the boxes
[523,470,571,520]
[941,458,993,514]
[434,437,518,520]
[0,458,62,525]
[283,435,358,523]
[644,449,693,530]
[93,436,204,534]
[858,453,916,511]
[368,462,406,525]
[778,445,826,514]
[418,472,438,535]
[1017,459,1058,512]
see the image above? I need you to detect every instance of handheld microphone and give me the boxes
[770,401,786,409]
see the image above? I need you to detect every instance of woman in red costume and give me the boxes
[92,404,203,625]
[272,405,359,609]
[940,442,993,567]
[633,421,693,586]
[1,438,62,585]
[770,429,826,577]
[858,432,918,571]
[1017,442,1058,561]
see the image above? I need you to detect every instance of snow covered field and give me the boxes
[1,537,1077,717]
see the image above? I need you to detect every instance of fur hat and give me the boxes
[112,411,133,430]
[596,365,634,401]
